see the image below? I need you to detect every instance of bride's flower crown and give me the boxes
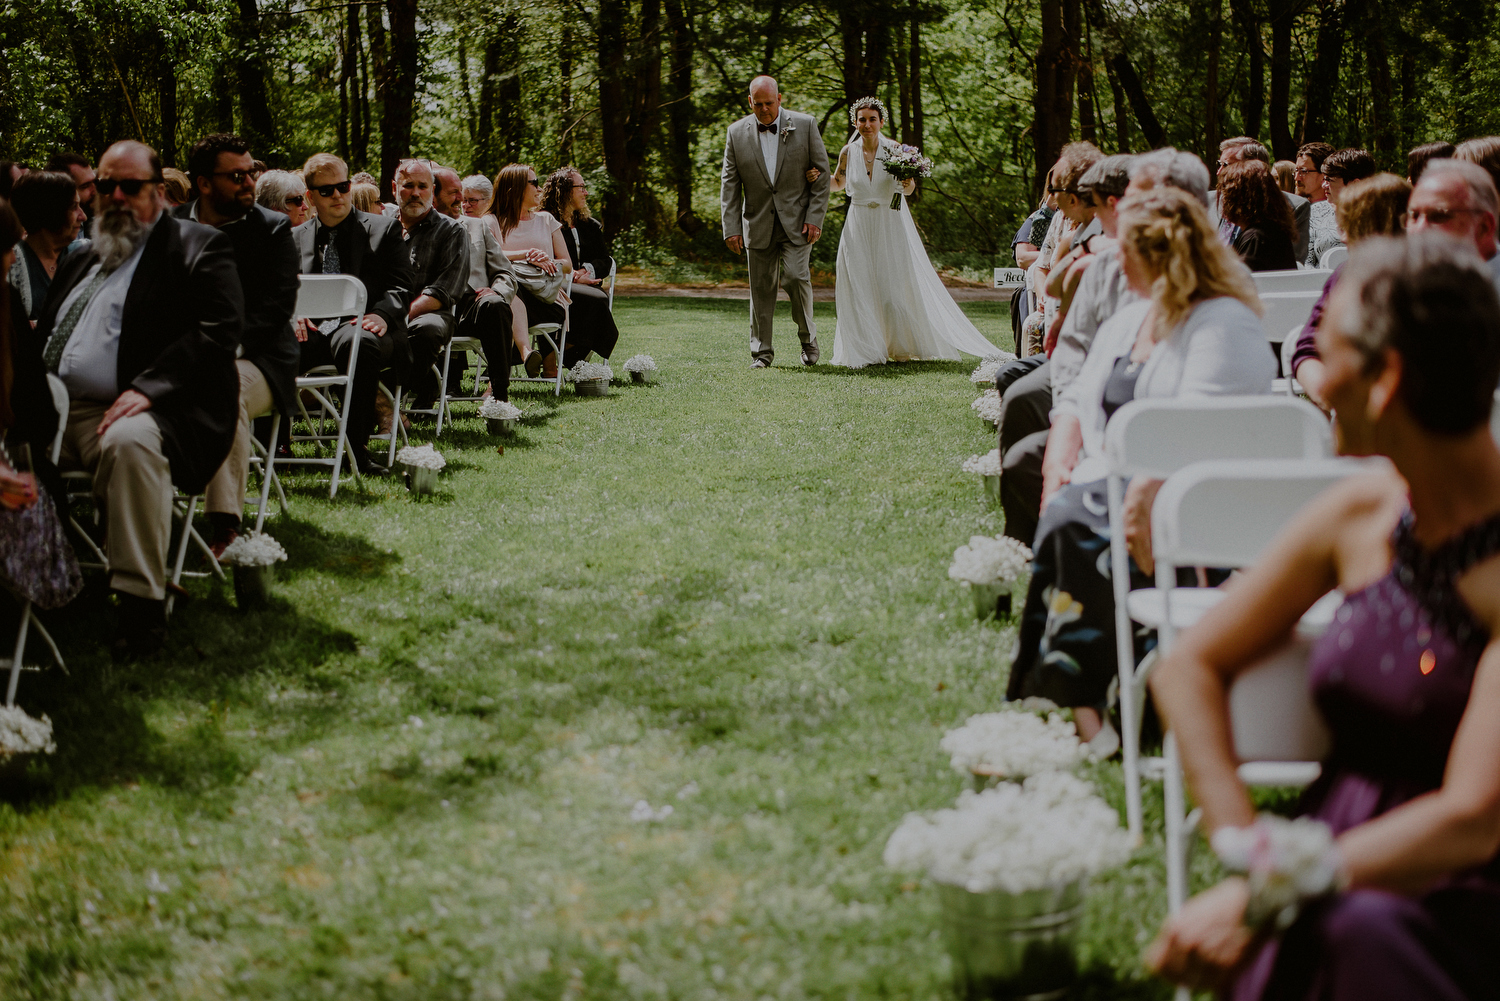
[849,96,888,127]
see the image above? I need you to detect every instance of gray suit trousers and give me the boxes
[747,217,816,363]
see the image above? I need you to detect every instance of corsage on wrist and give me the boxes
[1211,815,1349,931]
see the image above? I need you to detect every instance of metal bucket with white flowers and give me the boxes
[623,354,659,384]
[568,361,613,396]
[396,444,445,496]
[233,564,275,606]
[937,879,1085,1000]
[478,398,522,436]
[948,535,1031,621]
[218,532,289,608]
[962,451,1004,505]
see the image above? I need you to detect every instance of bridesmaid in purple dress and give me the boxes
[1143,232,1500,999]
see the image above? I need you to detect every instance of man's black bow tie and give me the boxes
[757,121,778,134]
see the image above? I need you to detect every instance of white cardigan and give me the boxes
[1056,296,1275,484]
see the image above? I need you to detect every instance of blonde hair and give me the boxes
[1335,173,1410,244]
[1118,186,1261,339]
[350,182,381,213]
[301,152,347,187]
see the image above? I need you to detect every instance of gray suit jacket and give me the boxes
[720,110,831,250]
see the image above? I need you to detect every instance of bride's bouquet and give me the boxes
[882,144,934,209]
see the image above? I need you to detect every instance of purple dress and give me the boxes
[1232,510,1500,1001]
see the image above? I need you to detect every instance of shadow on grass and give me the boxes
[785,359,976,379]
[1071,962,1174,1000]
[275,516,403,578]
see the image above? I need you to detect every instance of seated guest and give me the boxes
[255,169,310,226]
[0,162,24,200]
[44,152,97,236]
[1296,142,1340,266]
[1,197,64,514]
[1219,160,1299,271]
[351,171,377,186]
[1320,147,1377,210]
[1271,160,1296,192]
[160,168,190,207]
[1407,140,1455,186]
[1289,173,1410,406]
[1405,159,1500,293]
[492,163,619,374]
[390,159,467,409]
[1007,187,1273,746]
[1456,135,1500,196]
[292,153,412,475]
[7,170,87,322]
[462,174,494,218]
[350,181,381,215]
[543,167,613,286]
[433,166,535,398]
[180,133,300,555]
[998,154,1137,544]
[36,140,242,656]
[1146,233,1500,1000]
[1215,138,1310,261]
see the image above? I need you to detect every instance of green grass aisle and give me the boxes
[1,298,1172,999]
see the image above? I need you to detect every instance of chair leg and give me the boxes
[6,600,31,707]
[254,413,281,534]
[1163,731,1189,914]
[166,495,200,618]
[553,324,568,397]
[435,343,453,435]
[1108,474,1145,844]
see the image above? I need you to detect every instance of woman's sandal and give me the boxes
[524,350,544,378]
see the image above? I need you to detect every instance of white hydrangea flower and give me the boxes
[970,358,1005,384]
[567,361,614,382]
[961,450,1003,476]
[622,354,658,373]
[396,444,446,470]
[0,706,56,757]
[883,773,1132,893]
[940,711,1088,778]
[971,389,1003,425]
[477,397,523,420]
[948,535,1033,585]
[218,531,288,566]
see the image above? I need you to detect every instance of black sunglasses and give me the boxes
[96,177,160,197]
[285,195,305,207]
[527,178,541,187]
[212,169,254,185]
[313,180,353,197]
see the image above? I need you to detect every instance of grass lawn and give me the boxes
[2,298,1183,1000]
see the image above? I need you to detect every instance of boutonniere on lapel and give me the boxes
[781,122,795,143]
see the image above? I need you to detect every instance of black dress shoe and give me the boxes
[359,462,392,479]
[801,343,820,366]
[751,358,771,368]
[112,592,167,660]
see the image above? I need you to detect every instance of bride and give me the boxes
[827,97,1005,368]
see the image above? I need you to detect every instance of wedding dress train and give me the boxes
[831,139,1005,368]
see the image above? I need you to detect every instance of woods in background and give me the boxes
[2,0,1498,265]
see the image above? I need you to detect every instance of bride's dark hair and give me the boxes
[849,96,887,126]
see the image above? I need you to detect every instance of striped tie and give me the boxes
[43,265,112,372]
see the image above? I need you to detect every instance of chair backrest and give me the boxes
[1105,396,1332,479]
[1253,268,1332,294]
[1259,290,1321,343]
[1319,244,1349,269]
[1492,390,1500,446]
[295,274,367,320]
[1152,458,1358,569]
[46,374,68,466]
[1227,634,1333,763]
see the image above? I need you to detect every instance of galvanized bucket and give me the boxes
[406,465,440,496]
[574,378,610,397]
[630,370,647,383]
[970,583,1013,621]
[982,474,1001,503]
[233,564,274,607]
[486,417,517,436]
[937,880,1084,1000]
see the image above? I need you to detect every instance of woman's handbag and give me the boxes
[0,483,82,610]
[510,262,570,304]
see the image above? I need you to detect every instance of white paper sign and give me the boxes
[993,268,1026,290]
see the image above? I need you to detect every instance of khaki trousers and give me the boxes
[60,400,172,601]
[746,216,817,364]
[206,360,274,519]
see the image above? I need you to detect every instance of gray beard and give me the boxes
[94,208,147,270]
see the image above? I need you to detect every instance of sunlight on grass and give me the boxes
[0,299,1175,999]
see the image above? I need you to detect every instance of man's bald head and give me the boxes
[748,76,782,125]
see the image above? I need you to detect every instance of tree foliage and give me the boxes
[3,0,1498,261]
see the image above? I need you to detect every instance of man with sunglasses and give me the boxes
[291,153,413,475]
[35,140,243,657]
[1407,159,1500,297]
[180,133,300,556]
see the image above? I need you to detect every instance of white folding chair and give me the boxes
[1319,244,1349,269]
[1490,390,1500,445]
[1103,396,1333,843]
[5,385,70,704]
[1252,268,1333,295]
[602,257,618,312]
[277,275,369,497]
[432,335,489,432]
[1258,290,1322,346]
[46,375,109,571]
[1148,458,1356,914]
[1278,330,1304,397]
[510,272,573,397]
[165,493,225,617]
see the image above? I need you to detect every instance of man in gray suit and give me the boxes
[721,75,832,367]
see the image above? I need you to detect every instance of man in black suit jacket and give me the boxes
[36,140,242,656]
[292,153,412,474]
[178,133,300,553]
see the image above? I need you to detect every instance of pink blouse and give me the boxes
[502,211,563,256]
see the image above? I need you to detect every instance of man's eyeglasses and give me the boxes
[95,177,160,197]
[1405,207,1482,226]
[313,180,353,197]
[285,195,305,207]
[212,170,254,185]
[1046,185,1078,195]
[1293,167,1322,176]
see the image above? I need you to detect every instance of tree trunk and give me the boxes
[1204,0,1221,160]
[894,30,911,142]
[458,35,477,149]
[1107,60,1128,154]
[1230,0,1263,139]
[158,33,178,166]
[840,4,891,105]
[909,17,924,151]
[1364,9,1395,162]
[1109,52,1165,148]
[1078,56,1096,145]
[1032,0,1079,200]
[1267,0,1294,159]
[597,0,664,238]
[1299,0,1343,145]
[379,0,417,193]
[1398,44,1415,149]
[762,0,783,75]
[665,0,700,232]
[365,0,387,178]
[477,36,500,172]
[234,0,279,162]
[338,4,355,160]
[560,25,574,163]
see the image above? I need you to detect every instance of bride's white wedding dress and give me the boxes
[831,138,1004,368]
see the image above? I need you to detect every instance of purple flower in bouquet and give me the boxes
[881,144,933,208]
